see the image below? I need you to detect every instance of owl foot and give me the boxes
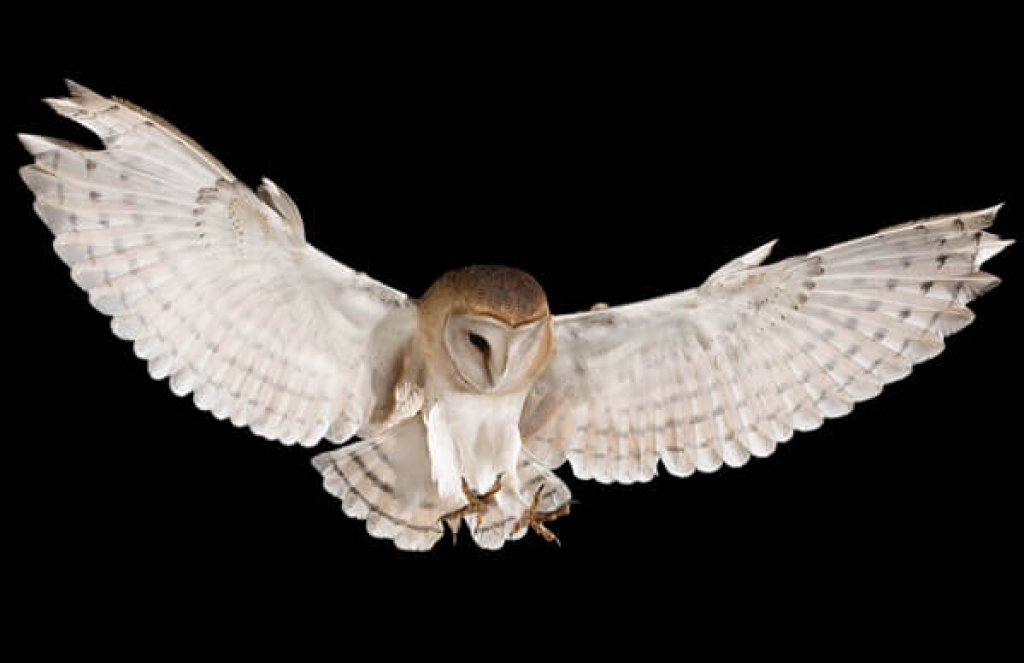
[439,475,503,529]
[512,484,571,546]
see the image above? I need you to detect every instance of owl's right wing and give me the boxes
[522,206,1010,483]
[20,81,415,446]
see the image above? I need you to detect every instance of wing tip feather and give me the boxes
[978,238,1013,266]
[18,133,50,156]
[17,163,40,188]
[982,201,1005,218]
[64,79,96,98]
[42,96,80,117]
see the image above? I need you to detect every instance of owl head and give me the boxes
[419,265,554,395]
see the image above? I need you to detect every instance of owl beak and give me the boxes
[485,343,509,389]
[482,318,548,391]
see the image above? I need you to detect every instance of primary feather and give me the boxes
[20,81,414,447]
[20,81,1011,551]
[522,206,1011,483]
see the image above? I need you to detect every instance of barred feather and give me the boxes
[312,420,572,551]
[19,81,413,447]
[21,82,1012,551]
[523,206,1011,483]
[312,419,451,551]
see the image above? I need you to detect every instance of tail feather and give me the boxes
[468,450,573,550]
[313,419,451,551]
[313,419,575,551]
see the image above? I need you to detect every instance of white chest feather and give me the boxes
[424,390,527,498]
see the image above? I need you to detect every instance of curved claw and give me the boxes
[512,484,571,546]
[438,474,504,529]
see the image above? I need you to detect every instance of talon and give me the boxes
[513,484,571,546]
[475,474,503,503]
[439,474,504,529]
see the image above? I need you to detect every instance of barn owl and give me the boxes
[19,82,1011,551]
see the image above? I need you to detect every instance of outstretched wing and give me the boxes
[522,206,1011,483]
[20,81,415,446]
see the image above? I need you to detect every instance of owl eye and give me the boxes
[468,332,490,354]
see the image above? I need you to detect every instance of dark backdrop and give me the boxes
[5,25,1020,640]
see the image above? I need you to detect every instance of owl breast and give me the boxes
[423,389,528,498]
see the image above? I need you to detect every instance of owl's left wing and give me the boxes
[522,207,1010,483]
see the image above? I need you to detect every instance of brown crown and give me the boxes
[420,265,549,326]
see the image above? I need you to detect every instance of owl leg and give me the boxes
[512,483,571,546]
[438,475,503,528]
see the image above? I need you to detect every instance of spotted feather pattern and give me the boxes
[20,81,414,446]
[523,206,1011,483]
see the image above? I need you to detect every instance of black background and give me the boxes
[4,16,1020,643]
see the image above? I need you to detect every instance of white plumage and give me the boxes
[20,82,1012,551]
[522,206,1011,483]
[19,82,412,448]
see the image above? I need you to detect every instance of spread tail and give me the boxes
[313,419,574,551]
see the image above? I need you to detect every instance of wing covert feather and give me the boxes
[20,81,415,446]
[523,206,1010,482]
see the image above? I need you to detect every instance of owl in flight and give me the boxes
[20,82,1011,550]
